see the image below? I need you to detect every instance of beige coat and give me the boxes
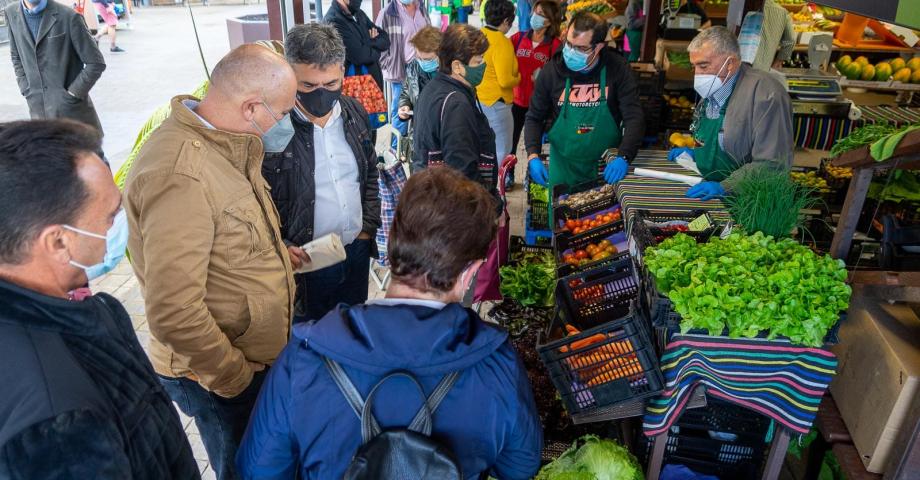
[124,95,295,398]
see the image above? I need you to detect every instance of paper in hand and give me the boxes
[675,151,702,175]
[296,233,347,273]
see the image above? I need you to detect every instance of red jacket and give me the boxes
[511,31,561,108]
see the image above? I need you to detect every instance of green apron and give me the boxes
[692,98,737,182]
[547,66,622,190]
[625,28,643,62]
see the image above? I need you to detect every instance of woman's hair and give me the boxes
[409,26,443,54]
[438,24,490,74]
[534,0,563,38]
[484,0,515,28]
[388,167,498,294]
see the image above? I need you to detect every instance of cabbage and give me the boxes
[536,435,644,480]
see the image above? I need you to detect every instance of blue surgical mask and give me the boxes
[64,209,129,281]
[418,57,439,73]
[530,13,546,30]
[399,0,414,4]
[563,43,594,73]
[253,102,295,153]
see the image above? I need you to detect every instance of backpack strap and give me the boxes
[439,91,458,125]
[406,371,460,432]
[360,371,432,442]
[323,356,382,434]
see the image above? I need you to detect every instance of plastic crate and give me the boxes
[525,210,553,246]
[530,202,550,231]
[552,180,619,221]
[631,63,664,96]
[556,256,640,331]
[628,210,719,265]
[555,229,630,278]
[538,306,664,421]
[880,215,920,270]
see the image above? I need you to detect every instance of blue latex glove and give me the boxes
[686,181,725,201]
[668,147,694,162]
[603,156,628,184]
[528,157,548,186]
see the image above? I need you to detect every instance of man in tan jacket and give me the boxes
[124,44,297,480]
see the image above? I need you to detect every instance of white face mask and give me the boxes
[693,57,731,99]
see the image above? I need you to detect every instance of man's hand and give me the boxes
[397,105,412,120]
[287,246,311,270]
[603,157,628,184]
[369,28,379,39]
[528,155,548,186]
[668,147,694,162]
[686,181,725,201]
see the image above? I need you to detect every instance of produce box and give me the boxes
[525,163,552,245]
[556,255,639,331]
[630,62,664,97]
[552,180,618,221]
[830,298,920,474]
[538,304,663,423]
[555,229,629,278]
[664,51,694,82]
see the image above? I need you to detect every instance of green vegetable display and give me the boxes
[499,251,555,307]
[868,169,920,203]
[667,51,692,70]
[536,435,643,480]
[529,183,550,205]
[645,232,851,347]
[829,122,901,157]
[723,164,818,238]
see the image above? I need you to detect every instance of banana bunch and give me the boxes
[824,165,853,179]
[814,19,840,31]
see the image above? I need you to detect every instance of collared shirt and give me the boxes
[705,70,740,119]
[182,99,216,129]
[366,297,448,309]
[298,102,362,245]
[396,1,428,62]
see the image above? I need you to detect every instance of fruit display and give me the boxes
[790,170,831,193]
[556,184,616,210]
[666,51,692,70]
[663,93,692,109]
[342,74,387,114]
[824,164,853,179]
[650,223,689,243]
[566,0,613,15]
[836,55,920,83]
[668,132,695,148]
[560,209,622,235]
[562,239,619,267]
[559,325,643,388]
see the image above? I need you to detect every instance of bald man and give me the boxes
[123,44,298,480]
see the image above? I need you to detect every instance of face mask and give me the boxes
[63,209,129,282]
[462,62,487,87]
[252,102,295,153]
[398,0,414,4]
[563,43,595,73]
[693,57,730,99]
[530,13,546,30]
[347,0,361,14]
[418,57,439,73]
[458,262,480,306]
[297,88,342,118]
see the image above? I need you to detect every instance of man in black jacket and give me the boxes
[0,120,198,479]
[264,23,381,322]
[324,0,390,90]
[524,11,644,189]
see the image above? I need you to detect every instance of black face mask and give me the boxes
[297,88,342,118]
[346,0,362,14]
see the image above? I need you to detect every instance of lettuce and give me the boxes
[536,435,643,480]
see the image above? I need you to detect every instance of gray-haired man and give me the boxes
[667,26,793,201]
[263,22,380,323]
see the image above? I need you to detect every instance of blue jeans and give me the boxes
[389,81,408,149]
[158,370,267,480]
[480,100,514,182]
[296,238,371,323]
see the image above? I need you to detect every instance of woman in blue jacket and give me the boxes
[236,167,543,480]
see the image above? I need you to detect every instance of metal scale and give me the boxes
[780,36,856,119]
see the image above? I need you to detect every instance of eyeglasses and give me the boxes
[565,40,595,54]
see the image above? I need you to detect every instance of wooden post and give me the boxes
[761,428,791,480]
[267,0,283,40]
[645,432,669,480]
[639,0,660,62]
[829,167,874,260]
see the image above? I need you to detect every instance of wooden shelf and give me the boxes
[830,127,920,169]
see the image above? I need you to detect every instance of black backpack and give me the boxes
[324,357,463,480]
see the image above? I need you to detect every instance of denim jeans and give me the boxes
[296,238,371,323]
[480,100,514,184]
[389,81,408,149]
[158,370,267,480]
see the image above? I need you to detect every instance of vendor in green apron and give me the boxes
[624,0,645,62]
[523,11,645,193]
[668,27,794,201]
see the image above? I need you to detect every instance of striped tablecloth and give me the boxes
[643,335,838,436]
[617,151,731,228]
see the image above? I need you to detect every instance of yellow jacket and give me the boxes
[124,95,295,398]
[477,26,521,106]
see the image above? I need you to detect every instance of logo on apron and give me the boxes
[576,123,595,135]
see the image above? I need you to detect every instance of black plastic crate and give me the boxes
[631,63,664,96]
[538,306,664,420]
[509,235,552,261]
[530,202,550,231]
[880,215,920,270]
[552,180,619,221]
[556,256,640,331]
[555,227,629,277]
[629,209,719,264]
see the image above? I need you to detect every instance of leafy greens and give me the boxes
[500,251,555,307]
[536,435,643,480]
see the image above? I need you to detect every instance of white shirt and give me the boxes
[366,298,448,310]
[299,102,362,245]
[182,99,215,129]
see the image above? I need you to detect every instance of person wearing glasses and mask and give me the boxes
[124,44,298,480]
[263,23,380,323]
[524,11,644,192]
[412,24,499,205]
[667,27,792,201]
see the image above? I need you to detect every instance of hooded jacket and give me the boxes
[236,301,543,480]
[0,279,198,479]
